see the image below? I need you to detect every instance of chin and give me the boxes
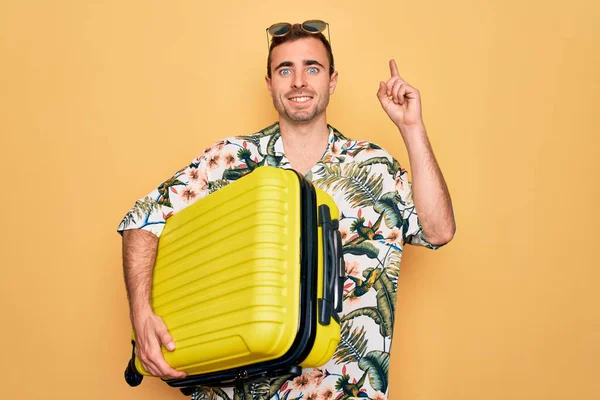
[285,110,317,122]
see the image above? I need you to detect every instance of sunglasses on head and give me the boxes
[266,19,331,48]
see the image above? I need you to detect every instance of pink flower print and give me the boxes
[339,227,349,244]
[318,386,335,400]
[191,154,204,165]
[345,261,360,277]
[330,141,342,156]
[372,391,387,400]
[207,154,220,169]
[310,368,325,386]
[346,294,362,306]
[385,227,403,244]
[214,140,227,151]
[181,187,198,202]
[199,176,208,191]
[305,391,318,400]
[394,172,405,191]
[364,144,378,155]
[188,168,200,182]
[188,167,208,191]
[223,152,236,168]
[292,373,311,391]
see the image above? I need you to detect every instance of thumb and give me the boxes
[377,81,388,104]
[157,324,176,351]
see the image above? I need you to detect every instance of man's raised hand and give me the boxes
[376,59,424,131]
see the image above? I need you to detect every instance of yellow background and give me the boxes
[1,0,598,399]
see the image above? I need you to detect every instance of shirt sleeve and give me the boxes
[116,152,211,238]
[394,163,442,250]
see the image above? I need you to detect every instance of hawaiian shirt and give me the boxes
[117,122,438,400]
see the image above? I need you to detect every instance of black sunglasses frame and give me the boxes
[265,20,331,50]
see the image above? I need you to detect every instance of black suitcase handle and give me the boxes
[332,219,345,313]
[318,205,345,325]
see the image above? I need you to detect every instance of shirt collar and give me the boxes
[270,122,340,160]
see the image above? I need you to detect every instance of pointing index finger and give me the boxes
[389,59,402,79]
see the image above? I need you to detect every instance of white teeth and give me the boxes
[290,97,311,102]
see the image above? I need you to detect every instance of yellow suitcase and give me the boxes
[124,166,344,392]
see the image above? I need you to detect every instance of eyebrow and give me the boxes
[274,59,326,71]
[304,60,325,69]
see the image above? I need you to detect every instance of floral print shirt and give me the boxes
[117,122,438,400]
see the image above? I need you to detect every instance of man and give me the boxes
[118,21,455,400]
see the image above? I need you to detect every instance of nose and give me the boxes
[291,70,307,89]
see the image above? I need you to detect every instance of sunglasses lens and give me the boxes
[268,23,291,36]
[302,20,326,33]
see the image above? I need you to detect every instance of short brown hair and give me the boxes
[267,24,335,79]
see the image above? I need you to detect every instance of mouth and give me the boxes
[288,95,313,103]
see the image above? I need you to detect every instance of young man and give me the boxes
[118,21,455,400]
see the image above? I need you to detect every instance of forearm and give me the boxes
[400,124,456,245]
[122,229,159,321]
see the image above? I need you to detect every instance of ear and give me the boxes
[265,75,273,97]
[329,70,339,95]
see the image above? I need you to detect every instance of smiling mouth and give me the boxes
[288,96,313,103]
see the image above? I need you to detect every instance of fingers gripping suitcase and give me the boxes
[124,166,345,392]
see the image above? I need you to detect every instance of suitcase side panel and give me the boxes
[301,186,342,367]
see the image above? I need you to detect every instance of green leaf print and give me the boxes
[265,130,281,156]
[193,386,231,400]
[383,250,402,288]
[264,154,283,167]
[156,173,186,207]
[374,272,396,338]
[357,156,401,176]
[121,196,160,227]
[213,388,231,400]
[342,270,396,338]
[333,321,368,364]
[233,389,242,400]
[222,168,252,181]
[358,350,390,393]
[373,192,404,229]
[313,163,383,208]
[235,122,280,140]
[341,307,390,337]
[267,374,297,398]
[249,380,271,400]
[343,241,379,259]
[208,179,230,193]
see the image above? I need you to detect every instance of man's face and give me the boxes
[266,37,338,123]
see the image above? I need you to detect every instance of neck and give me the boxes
[277,112,330,175]
[278,112,329,149]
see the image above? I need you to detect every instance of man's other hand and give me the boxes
[132,311,187,380]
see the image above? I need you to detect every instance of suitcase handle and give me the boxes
[318,205,344,325]
[333,219,345,313]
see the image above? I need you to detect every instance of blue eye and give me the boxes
[307,67,318,74]
[280,69,292,76]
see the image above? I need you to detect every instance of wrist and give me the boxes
[130,303,155,324]
[397,122,427,145]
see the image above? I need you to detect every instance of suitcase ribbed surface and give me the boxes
[147,168,302,375]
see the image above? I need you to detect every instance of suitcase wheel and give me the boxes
[180,387,197,396]
[124,358,143,387]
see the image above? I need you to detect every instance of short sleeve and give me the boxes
[116,152,211,238]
